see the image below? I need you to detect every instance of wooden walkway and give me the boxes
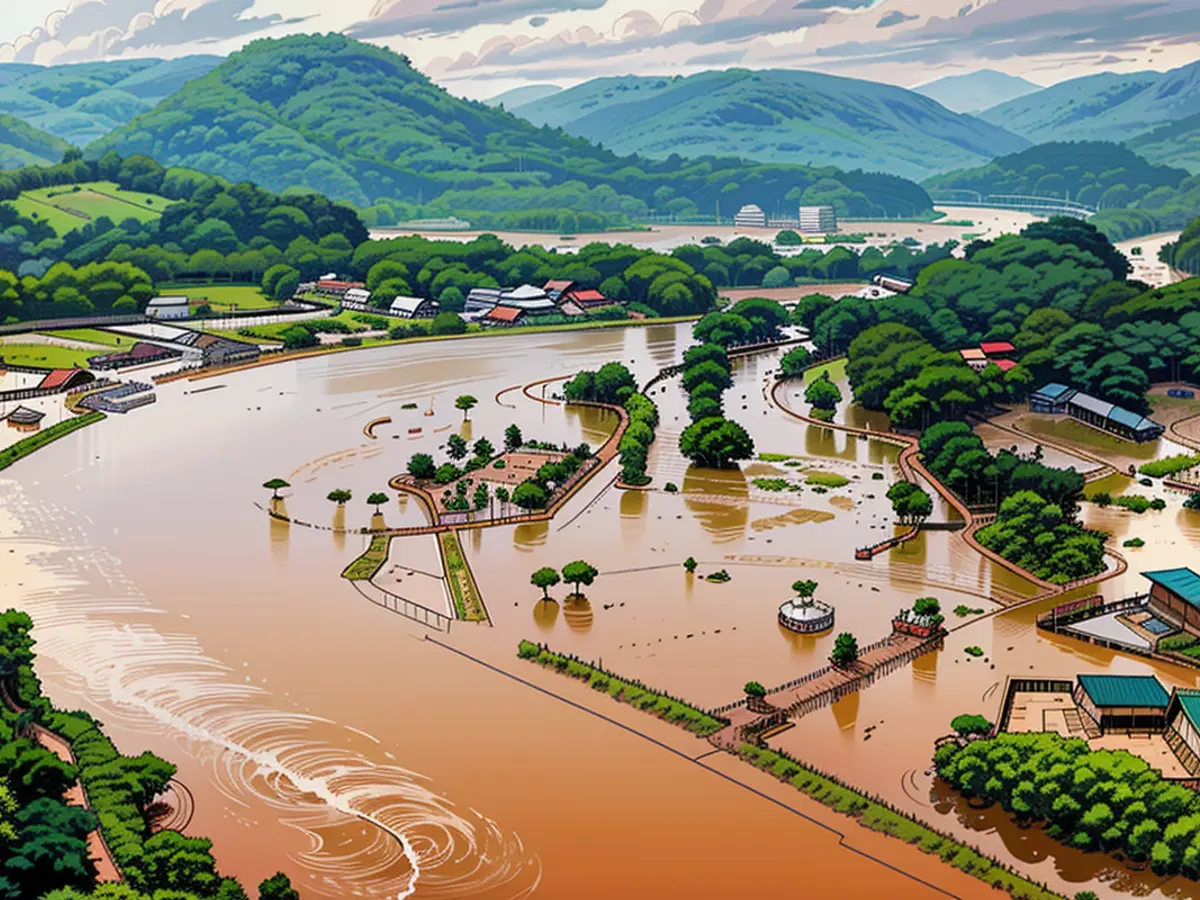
[710,632,943,747]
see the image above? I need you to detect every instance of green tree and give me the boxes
[495,486,510,508]
[511,480,548,510]
[561,560,599,597]
[804,371,842,412]
[455,394,478,420]
[830,632,859,668]
[531,567,561,600]
[678,417,755,469]
[683,556,697,573]
[263,478,289,500]
[473,438,495,460]
[913,597,941,617]
[407,453,436,479]
[949,714,993,737]
[779,346,812,377]
[326,489,352,506]
[744,681,767,698]
[446,434,468,460]
[791,579,818,599]
[473,482,489,510]
[259,872,300,900]
[504,424,523,452]
[367,492,389,513]
[431,312,466,335]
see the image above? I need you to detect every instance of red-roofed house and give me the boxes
[980,341,1016,358]
[564,288,613,309]
[994,359,1019,373]
[315,280,366,297]
[37,368,95,392]
[543,280,575,300]
[483,305,526,326]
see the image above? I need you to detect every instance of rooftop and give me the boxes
[485,305,524,323]
[1144,568,1200,608]
[1175,690,1200,729]
[1077,673,1169,709]
[980,341,1016,355]
[5,405,45,425]
[959,348,986,361]
[147,296,189,307]
[994,359,1018,372]
[1033,382,1075,400]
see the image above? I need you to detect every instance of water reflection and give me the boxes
[533,599,559,632]
[562,595,593,632]
[370,511,386,531]
[806,425,858,461]
[912,648,938,685]
[459,419,473,443]
[332,506,346,552]
[683,466,748,542]
[513,520,549,552]
[620,489,648,546]
[831,690,859,733]
[269,498,289,564]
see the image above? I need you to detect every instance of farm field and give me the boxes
[159,283,279,313]
[38,327,127,348]
[9,180,173,235]
[0,342,97,369]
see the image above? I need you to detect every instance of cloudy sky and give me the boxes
[2,0,1199,99]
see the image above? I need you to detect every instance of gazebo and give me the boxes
[778,598,835,634]
[5,405,45,432]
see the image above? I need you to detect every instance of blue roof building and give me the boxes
[1029,382,1164,442]
[1074,674,1169,733]
[1145,568,1200,633]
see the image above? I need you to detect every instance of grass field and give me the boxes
[802,358,847,385]
[37,328,127,348]
[341,534,391,581]
[159,284,278,313]
[0,343,97,369]
[441,531,487,621]
[10,181,173,236]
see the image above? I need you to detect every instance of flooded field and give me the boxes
[4,321,1200,898]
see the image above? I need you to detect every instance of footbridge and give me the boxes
[930,191,1097,220]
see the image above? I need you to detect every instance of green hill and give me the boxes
[87,35,934,223]
[1126,112,1200,174]
[0,114,71,169]
[0,57,222,147]
[507,69,1029,181]
[923,141,1189,207]
[980,60,1200,145]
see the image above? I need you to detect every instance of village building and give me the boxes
[465,288,503,313]
[315,280,366,298]
[146,296,190,320]
[959,348,988,372]
[340,288,373,311]
[37,369,95,392]
[1165,689,1200,776]
[871,273,914,294]
[482,306,526,327]
[388,296,438,319]
[88,341,181,370]
[1073,673,1169,734]
[1144,567,1200,635]
[3,405,45,432]
[499,284,557,313]
[564,288,614,310]
[1028,382,1164,442]
[979,341,1016,358]
[543,280,575,301]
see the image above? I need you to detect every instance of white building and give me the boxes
[389,296,438,318]
[734,204,767,228]
[146,296,190,320]
[498,284,557,313]
[799,206,837,234]
[465,288,503,313]
[341,288,374,312]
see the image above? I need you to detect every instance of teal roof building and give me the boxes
[1074,674,1169,733]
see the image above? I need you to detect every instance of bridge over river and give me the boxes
[930,192,1097,219]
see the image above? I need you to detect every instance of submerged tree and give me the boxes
[455,394,478,420]
[561,560,599,598]
[367,492,389,514]
[326,489,352,506]
[531,567,561,601]
[263,478,289,500]
[504,423,523,452]
[830,632,859,669]
[791,579,818,600]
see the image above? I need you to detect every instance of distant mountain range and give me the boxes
[507,69,1030,181]
[979,59,1200,149]
[87,35,933,220]
[913,70,1041,114]
[0,57,222,147]
[0,113,70,169]
[485,84,562,109]
[1125,112,1200,174]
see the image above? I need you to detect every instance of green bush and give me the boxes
[1139,453,1200,478]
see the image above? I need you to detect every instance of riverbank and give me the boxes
[0,410,104,472]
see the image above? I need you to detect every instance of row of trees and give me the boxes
[676,338,755,469]
[0,609,300,900]
[935,730,1200,877]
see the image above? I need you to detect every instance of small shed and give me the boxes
[1074,674,1169,734]
[146,296,190,320]
[38,368,95,392]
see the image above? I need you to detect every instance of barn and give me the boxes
[1073,674,1169,734]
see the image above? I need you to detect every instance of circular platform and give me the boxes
[778,598,835,634]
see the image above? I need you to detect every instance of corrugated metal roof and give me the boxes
[1077,674,1169,708]
[1107,406,1147,430]
[1068,392,1114,418]
[1033,382,1073,400]
[1144,568,1200,607]
[1175,691,1200,730]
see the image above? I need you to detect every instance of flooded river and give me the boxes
[3,322,1196,898]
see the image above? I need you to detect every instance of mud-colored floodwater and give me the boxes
[3,321,1192,899]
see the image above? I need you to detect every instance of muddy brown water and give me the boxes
[2,322,1197,898]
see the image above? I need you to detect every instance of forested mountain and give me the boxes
[507,69,1029,181]
[980,60,1200,144]
[1126,112,1200,174]
[89,35,933,226]
[0,114,70,169]
[923,142,1189,207]
[486,85,562,109]
[913,70,1040,114]
[0,57,221,147]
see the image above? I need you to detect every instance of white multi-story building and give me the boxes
[734,204,767,228]
[799,205,837,234]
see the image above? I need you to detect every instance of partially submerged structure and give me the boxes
[1028,382,1164,442]
[1073,674,1170,734]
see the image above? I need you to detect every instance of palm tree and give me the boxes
[455,394,478,420]
[263,478,289,500]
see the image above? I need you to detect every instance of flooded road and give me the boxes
[3,321,1194,898]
